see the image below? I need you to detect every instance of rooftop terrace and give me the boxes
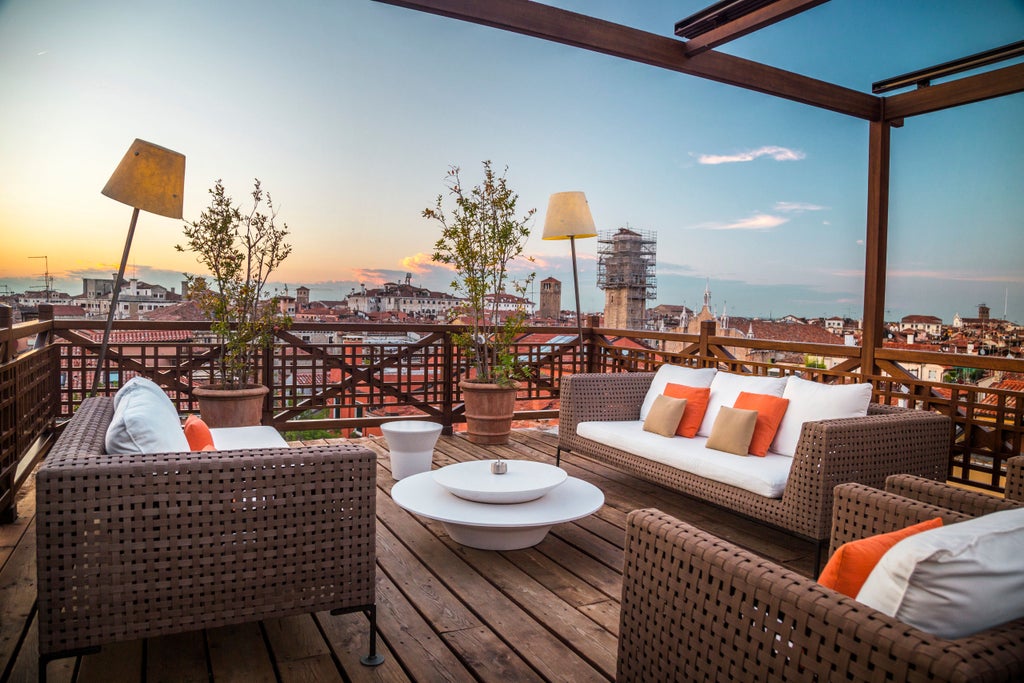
[2,428,819,682]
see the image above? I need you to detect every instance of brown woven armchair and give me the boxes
[558,372,951,561]
[36,397,381,681]
[618,483,1024,683]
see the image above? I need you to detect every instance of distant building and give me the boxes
[597,227,656,330]
[73,276,182,319]
[347,273,462,319]
[900,314,944,338]
[539,277,561,320]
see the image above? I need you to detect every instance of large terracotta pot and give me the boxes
[460,380,517,445]
[193,384,269,428]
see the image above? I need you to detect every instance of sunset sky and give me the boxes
[1,0,1022,322]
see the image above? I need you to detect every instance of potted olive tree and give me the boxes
[425,161,535,444]
[178,179,292,427]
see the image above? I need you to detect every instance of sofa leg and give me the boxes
[813,539,827,576]
[360,605,384,666]
[555,446,562,466]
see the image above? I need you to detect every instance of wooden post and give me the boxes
[441,331,454,435]
[261,341,274,426]
[586,315,601,373]
[0,304,11,364]
[699,320,716,368]
[861,119,891,379]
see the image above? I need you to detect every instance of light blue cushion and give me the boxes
[105,379,189,454]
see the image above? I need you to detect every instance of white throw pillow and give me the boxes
[769,376,872,456]
[105,380,189,454]
[639,365,717,420]
[696,372,787,437]
[855,507,1024,639]
[112,376,171,411]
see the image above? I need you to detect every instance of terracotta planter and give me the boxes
[460,380,517,445]
[193,384,269,428]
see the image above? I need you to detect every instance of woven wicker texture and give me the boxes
[619,502,1024,683]
[1004,455,1024,502]
[559,373,951,541]
[884,473,1022,518]
[37,397,377,656]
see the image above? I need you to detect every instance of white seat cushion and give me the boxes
[770,376,872,456]
[697,372,788,437]
[856,507,1024,639]
[639,365,717,420]
[577,420,792,498]
[210,426,289,450]
[105,380,189,454]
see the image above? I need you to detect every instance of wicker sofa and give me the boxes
[617,479,1024,682]
[557,372,951,558]
[36,397,381,680]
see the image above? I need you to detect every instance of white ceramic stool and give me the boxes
[381,421,443,480]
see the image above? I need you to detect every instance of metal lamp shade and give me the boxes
[102,139,186,219]
[542,191,597,240]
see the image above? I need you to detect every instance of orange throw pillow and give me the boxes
[733,391,790,456]
[184,414,215,451]
[818,517,944,598]
[664,383,711,438]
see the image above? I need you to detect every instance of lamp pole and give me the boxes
[91,207,141,396]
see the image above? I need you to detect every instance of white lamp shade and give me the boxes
[102,139,186,219]
[542,191,597,240]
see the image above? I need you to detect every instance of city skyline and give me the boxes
[1,1,1022,323]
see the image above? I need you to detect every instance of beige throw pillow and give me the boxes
[642,394,687,437]
[705,405,758,455]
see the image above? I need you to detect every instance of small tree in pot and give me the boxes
[425,161,535,444]
[177,178,292,426]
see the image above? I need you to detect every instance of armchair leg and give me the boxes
[360,605,384,666]
[333,604,384,666]
[812,538,827,576]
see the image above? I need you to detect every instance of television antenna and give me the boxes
[29,255,53,293]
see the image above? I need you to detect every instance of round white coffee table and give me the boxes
[381,420,443,480]
[391,460,604,550]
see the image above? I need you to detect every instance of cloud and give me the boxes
[702,213,789,231]
[695,146,806,165]
[400,251,447,274]
[774,201,825,212]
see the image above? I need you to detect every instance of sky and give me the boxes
[1,0,1022,323]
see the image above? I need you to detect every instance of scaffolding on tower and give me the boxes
[596,227,657,330]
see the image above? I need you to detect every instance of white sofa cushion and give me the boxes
[855,507,1024,639]
[577,420,793,498]
[210,426,289,450]
[697,372,788,437]
[639,365,717,420]
[105,380,189,454]
[770,376,872,456]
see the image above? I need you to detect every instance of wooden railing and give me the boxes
[1,304,1022,520]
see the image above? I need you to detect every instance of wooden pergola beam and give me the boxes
[883,62,1024,121]
[374,0,880,120]
[682,0,830,56]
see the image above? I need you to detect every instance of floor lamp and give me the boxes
[542,191,597,353]
[90,139,185,396]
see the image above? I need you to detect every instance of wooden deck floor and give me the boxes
[1,429,816,682]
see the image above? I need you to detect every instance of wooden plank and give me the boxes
[682,0,829,56]
[376,490,606,681]
[372,0,879,119]
[262,614,342,682]
[206,622,277,683]
[0,519,37,675]
[884,61,1024,120]
[440,627,544,682]
[437,540,618,679]
[146,630,209,683]
[77,639,143,682]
